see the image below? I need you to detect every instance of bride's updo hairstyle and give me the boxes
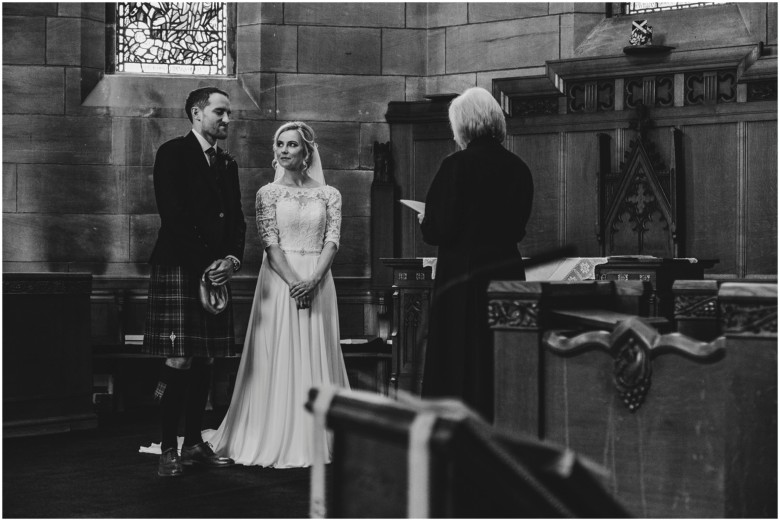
[272,121,317,172]
[448,87,506,150]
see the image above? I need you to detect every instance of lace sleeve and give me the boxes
[256,187,280,249]
[324,187,342,249]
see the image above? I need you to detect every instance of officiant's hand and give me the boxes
[290,278,318,299]
[207,258,234,286]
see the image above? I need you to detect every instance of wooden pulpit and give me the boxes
[306,387,630,518]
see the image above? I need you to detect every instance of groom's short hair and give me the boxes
[185,87,229,123]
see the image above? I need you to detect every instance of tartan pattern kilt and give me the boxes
[142,265,235,358]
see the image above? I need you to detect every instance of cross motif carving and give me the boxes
[627,182,655,215]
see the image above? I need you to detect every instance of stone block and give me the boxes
[236,23,262,73]
[3,65,64,114]
[331,216,369,278]
[112,117,190,167]
[238,73,277,119]
[285,3,404,28]
[261,24,298,73]
[407,3,468,28]
[769,3,778,45]
[238,2,283,25]
[239,168,275,218]
[276,74,405,123]
[17,164,123,214]
[382,29,427,76]
[427,28,446,76]
[3,16,46,65]
[424,74,476,97]
[81,18,105,69]
[405,77,427,100]
[129,214,159,263]
[3,3,57,16]
[224,119,283,169]
[125,166,156,215]
[58,2,106,21]
[359,123,390,170]
[46,17,81,65]
[560,13,605,58]
[446,17,559,73]
[65,67,109,116]
[549,3,605,14]
[4,163,17,213]
[325,170,372,217]
[468,3,548,22]
[3,115,112,165]
[3,213,129,263]
[299,26,381,75]
[306,121,361,170]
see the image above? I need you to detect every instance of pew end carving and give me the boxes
[488,279,777,517]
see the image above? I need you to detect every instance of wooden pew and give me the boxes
[488,279,777,517]
[4,273,98,437]
[306,387,629,518]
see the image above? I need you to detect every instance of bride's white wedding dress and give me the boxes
[204,182,350,468]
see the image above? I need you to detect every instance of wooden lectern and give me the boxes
[307,387,630,518]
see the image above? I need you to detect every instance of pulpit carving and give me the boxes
[487,299,539,329]
[719,303,778,336]
[674,295,717,318]
[543,317,723,412]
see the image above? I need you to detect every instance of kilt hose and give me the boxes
[142,265,235,358]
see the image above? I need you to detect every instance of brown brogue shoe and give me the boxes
[158,448,184,477]
[181,442,234,467]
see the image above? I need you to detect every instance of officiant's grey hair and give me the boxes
[448,87,506,150]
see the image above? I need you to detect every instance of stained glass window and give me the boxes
[625,2,719,14]
[116,3,227,75]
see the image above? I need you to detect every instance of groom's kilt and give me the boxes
[142,265,235,358]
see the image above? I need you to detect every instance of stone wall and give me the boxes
[2,2,605,278]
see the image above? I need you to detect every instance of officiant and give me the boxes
[418,87,534,421]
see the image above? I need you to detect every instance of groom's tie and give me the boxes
[206,147,219,181]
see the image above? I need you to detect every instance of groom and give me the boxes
[142,86,246,477]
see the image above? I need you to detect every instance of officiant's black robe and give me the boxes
[420,136,533,420]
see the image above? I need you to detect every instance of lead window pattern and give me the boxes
[116,2,227,75]
[625,2,719,14]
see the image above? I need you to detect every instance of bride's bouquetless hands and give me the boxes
[290,278,318,299]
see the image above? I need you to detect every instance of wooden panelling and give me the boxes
[3,163,17,212]
[358,122,390,170]
[382,29,427,76]
[510,133,561,255]
[411,138,456,258]
[564,131,602,257]
[445,17,559,74]
[2,16,46,65]
[46,17,81,66]
[284,3,405,28]
[683,123,739,274]
[17,164,123,214]
[4,115,112,165]
[2,66,64,115]
[332,216,370,278]
[745,120,778,276]
[299,26,381,75]
[468,3,548,23]
[276,74,405,123]
[3,214,129,262]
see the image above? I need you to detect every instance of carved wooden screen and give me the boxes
[597,122,684,258]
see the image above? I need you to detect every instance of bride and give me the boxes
[205,121,350,468]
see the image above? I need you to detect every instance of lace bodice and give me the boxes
[256,183,341,255]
